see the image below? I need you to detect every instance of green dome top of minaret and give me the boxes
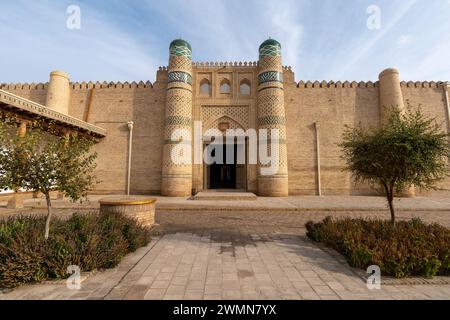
[169,39,192,59]
[259,38,282,58]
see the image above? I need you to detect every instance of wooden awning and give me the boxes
[0,89,106,137]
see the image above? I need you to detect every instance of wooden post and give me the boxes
[18,120,27,137]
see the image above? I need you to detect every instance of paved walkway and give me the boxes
[1,203,450,300]
[2,194,450,216]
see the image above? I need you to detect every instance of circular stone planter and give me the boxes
[98,197,157,227]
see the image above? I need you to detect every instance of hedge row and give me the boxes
[0,213,150,289]
[306,217,450,278]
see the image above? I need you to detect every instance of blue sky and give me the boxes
[1,0,449,83]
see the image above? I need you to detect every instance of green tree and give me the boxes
[0,117,31,204]
[340,107,449,224]
[0,116,98,239]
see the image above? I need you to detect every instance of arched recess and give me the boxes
[200,79,211,96]
[239,79,251,95]
[220,79,231,94]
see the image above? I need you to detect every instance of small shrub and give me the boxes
[0,213,150,289]
[306,217,450,278]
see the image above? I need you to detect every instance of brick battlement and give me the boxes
[159,63,293,70]
[297,81,378,88]
[295,80,447,89]
[0,81,155,91]
[193,61,258,67]
[1,79,445,92]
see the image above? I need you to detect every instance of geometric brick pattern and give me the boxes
[169,56,192,72]
[258,115,286,126]
[166,92,192,116]
[165,116,192,127]
[258,56,282,71]
[257,95,284,116]
[201,105,249,131]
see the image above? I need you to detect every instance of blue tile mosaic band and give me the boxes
[259,39,282,58]
[169,39,192,59]
[168,71,193,85]
[258,71,284,85]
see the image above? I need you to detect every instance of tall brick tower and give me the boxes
[257,39,289,197]
[379,68,406,124]
[378,67,415,197]
[45,71,71,115]
[161,39,193,196]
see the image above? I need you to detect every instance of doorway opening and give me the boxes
[205,142,247,190]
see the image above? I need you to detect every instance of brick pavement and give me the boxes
[1,208,450,300]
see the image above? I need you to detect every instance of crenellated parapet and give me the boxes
[3,79,445,91]
[400,81,443,88]
[0,83,48,90]
[293,80,447,89]
[296,80,379,88]
[1,81,156,91]
[192,61,258,67]
[70,81,154,90]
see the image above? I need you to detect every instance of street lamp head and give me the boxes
[127,121,134,131]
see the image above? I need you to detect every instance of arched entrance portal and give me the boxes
[204,140,247,190]
[200,105,251,192]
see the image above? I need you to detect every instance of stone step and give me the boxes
[193,191,258,201]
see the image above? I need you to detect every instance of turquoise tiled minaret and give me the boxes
[161,39,194,196]
[256,39,289,197]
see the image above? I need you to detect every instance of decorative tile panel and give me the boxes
[168,71,193,85]
[170,45,192,59]
[259,44,281,58]
[258,71,284,85]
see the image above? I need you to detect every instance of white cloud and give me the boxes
[262,0,303,70]
[332,0,418,80]
[1,0,449,83]
[405,40,450,80]
[0,1,162,82]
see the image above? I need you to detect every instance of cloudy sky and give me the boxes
[1,0,449,83]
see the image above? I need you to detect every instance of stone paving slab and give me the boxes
[1,209,450,300]
[1,195,450,300]
[2,195,450,214]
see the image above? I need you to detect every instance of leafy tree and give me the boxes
[0,117,32,205]
[340,107,449,224]
[0,115,98,239]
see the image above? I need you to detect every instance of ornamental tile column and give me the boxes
[257,39,289,197]
[161,39,193,196]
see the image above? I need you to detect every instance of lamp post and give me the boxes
[127,121,134,196]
